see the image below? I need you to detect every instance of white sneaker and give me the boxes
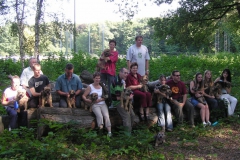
[207,121,211,126]
[107,132,112,137]
[203,122,207,128]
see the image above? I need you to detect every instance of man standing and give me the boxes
[166,70,195,128]
[55,63,82,108]
[127,35,150,76]
[110,68,135,132]
[20,57,43,96]
[28,63,50,108]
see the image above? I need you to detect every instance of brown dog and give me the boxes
[154,131,166,147]
[96,49,111,71]
[39,86,53,107]
[210,82,222,99]
[16,89,29,111]
[84,93,98,112]
[155,84,172,103]
[67,90,76,108]
[192,87,206,105]
[120,88,133,112]
[139,75,149,92]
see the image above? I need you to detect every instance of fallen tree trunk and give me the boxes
[36,107,158,138]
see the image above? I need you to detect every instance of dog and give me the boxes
[16,89,29,111]
[192,87,206,105]
[67,90,76,108]
[96,49,111,71]
[84,93,98,112]
[139,75,149,92]
[209,82,222,99]
[154,131,166,147]
[120,88,133,112]
[39,86,53,107]
[155,84,172,103]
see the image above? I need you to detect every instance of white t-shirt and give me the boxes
[89,84,105,105]
[3,86,23,107]
[126,44,150,76]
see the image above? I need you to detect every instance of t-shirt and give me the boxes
[166,79,187,100]
[28,75,49,93]
[3,86,24,107]
[20,66,43,87]
[126,44,150,76]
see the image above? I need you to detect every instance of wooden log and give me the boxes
[36,107,158,138]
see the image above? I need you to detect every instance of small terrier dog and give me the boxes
[139,75,149,92]
[16,89,29,111]
[67,90,76,108]
[154,131,166,147]
[96,49,111,71]
[39,86,53,107]
[84,93,98,112]
[155,84,172,103]
[120,88,133,112]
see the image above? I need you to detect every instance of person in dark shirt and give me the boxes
[166,70,195,128]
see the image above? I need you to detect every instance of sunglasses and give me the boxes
[174,75,181,77]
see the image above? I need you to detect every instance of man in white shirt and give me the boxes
[127,35,150,76]
[20,57,43,96]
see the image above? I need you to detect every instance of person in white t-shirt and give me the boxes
[1,75,27,130]
[20,57,43,96]
[127,35,150,76]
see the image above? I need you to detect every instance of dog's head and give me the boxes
[103,49,111,57]
[43,86,51,95]
[123,88,133,97]
[155,131,165,146]
[16,89,26,100]
[69,90,76,98]
[90,93,98,101]
[159,84,172,95]
[141,75,149,85]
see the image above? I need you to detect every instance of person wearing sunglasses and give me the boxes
[166,70,195,128]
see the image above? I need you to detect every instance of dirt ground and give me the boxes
[158,123,240,160]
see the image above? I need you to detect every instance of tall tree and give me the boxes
[34,0,44,57]
[15,0,26,68]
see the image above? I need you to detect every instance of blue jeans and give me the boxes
[6,106,18,129]
[157,102,173,130]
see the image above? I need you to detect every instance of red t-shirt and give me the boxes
[166,79,187,100]
[100,50,118,76]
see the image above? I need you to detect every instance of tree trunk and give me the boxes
[34,0,44,57]
[15,0,26,69]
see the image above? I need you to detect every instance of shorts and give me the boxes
[190,97,199,107]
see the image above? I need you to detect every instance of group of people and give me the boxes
[154,69,238,132]
[1,35,238,137]
[1,58,83,131]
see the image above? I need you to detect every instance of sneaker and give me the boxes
[190,125,195,128]
[207,121,211,126]
[212,121,218,126]
[203,122,207,128]
[107,132,112,137]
